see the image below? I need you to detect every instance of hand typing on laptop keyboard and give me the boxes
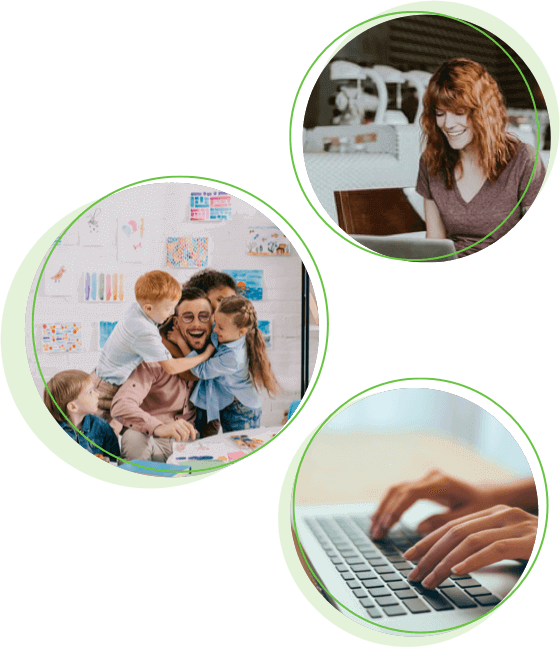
[367,470,537,590]
[306,515,501,620]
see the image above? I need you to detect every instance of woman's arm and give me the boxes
[424,198,447,239]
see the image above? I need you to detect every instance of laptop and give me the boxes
[294,500,523,635]
[353,234,458,261]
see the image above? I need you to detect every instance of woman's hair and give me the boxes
[183,269,237,294]
[217,296,279,397]
[44,369,91,422]
[421,58,518,188]
[135,270,181,303]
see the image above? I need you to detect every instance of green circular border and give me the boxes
[290,6,556,261]
[2,176,329,485]
[286,377,548,636]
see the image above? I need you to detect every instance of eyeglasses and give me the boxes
[179,312,211,324]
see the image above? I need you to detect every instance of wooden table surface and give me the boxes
[295,431,518,506]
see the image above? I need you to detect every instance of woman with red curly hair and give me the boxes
[417,58,546,257]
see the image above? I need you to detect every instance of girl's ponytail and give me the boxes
[217,296,279,397]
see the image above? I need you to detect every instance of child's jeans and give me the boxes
[195,400,262,435]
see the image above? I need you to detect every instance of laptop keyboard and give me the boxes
[305,515,501,620]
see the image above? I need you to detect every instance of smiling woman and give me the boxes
[418,58,546,257]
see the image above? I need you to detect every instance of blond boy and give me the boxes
[92,270,214,424]
[44,370,120,461]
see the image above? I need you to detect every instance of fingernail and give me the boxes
[422,575,436,589]
[403,546,416,559]
[451,564,464,575]
[408,568,420,581]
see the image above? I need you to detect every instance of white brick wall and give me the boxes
[25,182,320,426]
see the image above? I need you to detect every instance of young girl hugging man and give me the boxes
[169,294,279,433]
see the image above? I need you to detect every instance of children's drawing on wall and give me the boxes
[166,237,209,268]
[99,321,118,349]
[42,323,82,353]
[224,269,263,300]
[258,320,273,349]
[79,207,108,246]
[44,252,73,296]
[190,192,232,221]
[247,226,291,256]
[84,272,124,302]
[118,216,145,263]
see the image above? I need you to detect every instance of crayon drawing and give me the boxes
[190,192,210,221]
[247,226,291,256]
[224,270,263,301]
[44,252,73,296]
[190,192,232,221]
[42,323,82,353]
[79,207,108,246]
[118,216,145,262]
[166,237,209,268]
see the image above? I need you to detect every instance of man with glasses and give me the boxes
[111,288,219,463]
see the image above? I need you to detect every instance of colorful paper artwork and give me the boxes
[247,226,291,256]
[44,252,73,297]
[224,270,263,301]
[166,237,209,268]
[118,216,145,263]
[99,321,118,349]
[85,272,124,302]
[42,323,82,353]
[190,192,232,221]
[258,320,272,349]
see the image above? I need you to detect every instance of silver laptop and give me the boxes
[353,234,458,261]
[294,500,523,635]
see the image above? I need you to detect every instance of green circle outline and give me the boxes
[25,176,329,477]
[289,10,548,261]
[290,377,548,635]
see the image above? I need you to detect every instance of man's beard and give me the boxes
[184,330,210,353]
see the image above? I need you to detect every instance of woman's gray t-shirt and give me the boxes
[416,142,545,257]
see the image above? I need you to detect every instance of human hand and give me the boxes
[404,505,537,589]
[154,420,197,442]
[167,325,183,346]
[95,453,111,463]
[370,469,492,539]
